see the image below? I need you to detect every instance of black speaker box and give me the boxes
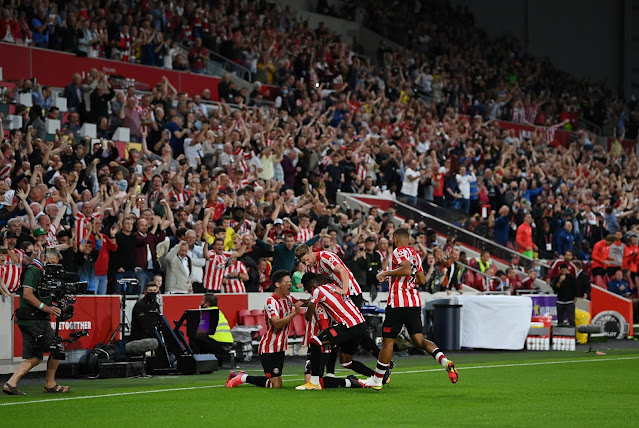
[98,361,144,378]
[177,354,218,375]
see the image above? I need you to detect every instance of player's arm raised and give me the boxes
[270,301,302,329]
[377,259,411,282]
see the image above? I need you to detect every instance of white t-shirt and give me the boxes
[415,140,430,154]
[401,168,421,197]
[183,138,203,169]
[456,173,475,199]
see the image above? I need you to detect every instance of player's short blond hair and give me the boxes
[295,244,311,260]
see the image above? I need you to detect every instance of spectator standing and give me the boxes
[62,73,84,113]
[188,37,209,74]
[112,217,138,294]
[556,222,575,256]
[164,241,193,294]
[119,96,143,142]
[400,159,421,206]
[455,166,474,214]
[135,216,165,289]
[492,206,510,247]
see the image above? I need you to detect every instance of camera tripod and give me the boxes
[108,279,138,344]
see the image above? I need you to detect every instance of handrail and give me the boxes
[391,198,551,272]
[577,118,603,136]
[180,41,253,82]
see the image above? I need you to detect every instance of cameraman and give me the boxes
[3,248,69,395]
[130,282,161,341]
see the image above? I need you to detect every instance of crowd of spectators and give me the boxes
[0,1,637,305]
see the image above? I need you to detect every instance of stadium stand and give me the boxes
[0,0,637,332]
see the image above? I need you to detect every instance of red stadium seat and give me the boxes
[238,310,251,325]
[462,271,474,287]
[250,309,263,319]
[292,314,306,338]
[242,314,256,327]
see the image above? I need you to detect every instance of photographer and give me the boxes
[3,248,69,395]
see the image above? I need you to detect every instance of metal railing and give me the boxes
[180,41,253,83]
[391,198,549,273]
[577,118,603,136]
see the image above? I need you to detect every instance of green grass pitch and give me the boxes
[2,349,638,427]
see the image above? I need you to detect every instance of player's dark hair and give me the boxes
[271,269,290,286]
[394,227,410,239]
[301,272,318,288]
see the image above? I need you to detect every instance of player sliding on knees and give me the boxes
[362,228,459,391]
[226,270,303,389]
[296,273,374,390]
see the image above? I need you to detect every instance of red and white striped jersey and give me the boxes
[543,123,562,146]
[3,249,25,293]
[74,212,100,247]
[203,252,230,291]
[354,153,371,181]
[230,219,251,235]
[388,246,423,308]
[1,264,21,293]
[46,224,59,247]
[304,251,362,296]
[136,105,154,134]
[223,259,247,293]
[168,190,191,209]
[295,227,314,243]
[303,305,331,350]
[310,283,364,328]
[258,294,298,354]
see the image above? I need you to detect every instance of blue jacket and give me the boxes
[556,230,574,255]
[607,279,628,296]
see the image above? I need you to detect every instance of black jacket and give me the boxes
[130,295,161,340]
[553,273,578,302]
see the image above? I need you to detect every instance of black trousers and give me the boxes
[190,336,231,357]
[556,302,575,327]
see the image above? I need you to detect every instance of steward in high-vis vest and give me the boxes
[190,293,234,362]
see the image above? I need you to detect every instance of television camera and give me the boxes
[35,264,89,360]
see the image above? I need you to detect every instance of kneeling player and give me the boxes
[363,228,459,390]
[227,270,302,388]
[296,273,374,390]
[301,297,363,389]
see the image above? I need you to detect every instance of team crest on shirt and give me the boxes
[273,368,280,375]
[266,304,275,312]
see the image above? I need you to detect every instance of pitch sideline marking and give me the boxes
[1,356,637,407]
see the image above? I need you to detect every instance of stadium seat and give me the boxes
[594,276,605,289]
[242,314,256,325]
[238,310,251,325]
[250,309,263,319]
[292,314,306,338]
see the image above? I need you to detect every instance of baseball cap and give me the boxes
[365,236,376,242]
[4,230,18,239]
[32,227,46,237]
[273,219,284,225]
